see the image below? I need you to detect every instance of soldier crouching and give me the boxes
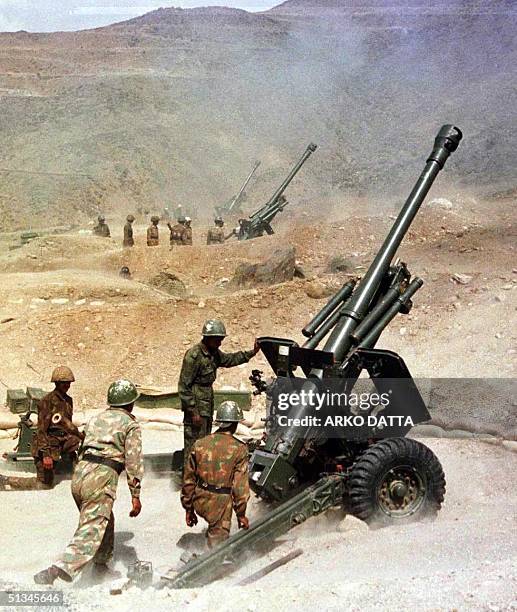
[181,401,250,548]
[34,379,144,585]
[31,366,84,487]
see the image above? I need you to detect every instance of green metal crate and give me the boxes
[6,389,30,414]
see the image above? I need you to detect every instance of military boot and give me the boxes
[34,565,72,585]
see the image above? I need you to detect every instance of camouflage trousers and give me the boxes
[54,461,118,579]
[183,416,212,473]
[192,487,233,548]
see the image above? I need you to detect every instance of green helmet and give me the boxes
[202,319,226,337]
[215,400,243,424]
[178,215,186,224]
[107,379,140,407]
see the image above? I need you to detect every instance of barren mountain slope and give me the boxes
[0,1,515,230]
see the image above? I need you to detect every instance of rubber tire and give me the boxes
[348,438,446,526]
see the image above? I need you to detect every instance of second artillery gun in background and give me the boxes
[162,125,462,589]
[214,161,261,217]
[230,143,317,241]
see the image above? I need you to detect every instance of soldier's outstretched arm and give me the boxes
[217,347,256,368]
[232,445,251,520]
[124,424,144,500]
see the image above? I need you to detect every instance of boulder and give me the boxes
[327,255,353,274]
[147,271,187,297]
[230,247,296,288]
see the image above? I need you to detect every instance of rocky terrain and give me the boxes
[0,0,515,230]
[0,2,515,610]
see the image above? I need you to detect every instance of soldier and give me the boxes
[178,319,258,471]
[34,379,144,585]
[93,215,111,237]
[167,215,186,248]
[182,216,193,246]
[31,366,84,487]
[123,214,135,247]
[206,217,225,245]
[146,215,160,246]
[119,266,131,279]
[181,401,250,548]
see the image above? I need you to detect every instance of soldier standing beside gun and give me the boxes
[181,401,250,548]
[147,215,160,246]
[178,319,258,471]
[123,214,135,247]
[207,217,225,245]
[31,366,84,487]
[34,379,143,585]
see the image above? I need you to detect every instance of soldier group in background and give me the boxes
[34,379,143,585]
[93,215,110,237]
[93,211,234,248]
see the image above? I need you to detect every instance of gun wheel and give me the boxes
[347,438,446,526]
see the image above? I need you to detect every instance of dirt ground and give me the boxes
[0,190,515,611]
[0,434,516,611]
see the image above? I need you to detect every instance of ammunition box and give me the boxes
[6,389,30,414]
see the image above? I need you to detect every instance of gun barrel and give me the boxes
[250,143,317,222]
[320,125,462,363]
[358,277,423,348]
[228,161,261,213]
[302,281,356,338]
[350,284,402,343]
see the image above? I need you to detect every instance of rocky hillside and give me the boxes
[0,0,515,230]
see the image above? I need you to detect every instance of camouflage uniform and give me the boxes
[93,222,110,237]
[53,407,143,580]
[179,343,254,468]
[147,224,159,246]
[206,226,225,245]
[183,224,193,246]
[181,430,250,547]
[31,389,84,486]
[167,222,185,247]
[123,222,134,247]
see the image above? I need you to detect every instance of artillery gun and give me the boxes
[162,125,462,589]
[215,161,261,217]
[231,143,317,241]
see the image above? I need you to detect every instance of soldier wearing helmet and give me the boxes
[146,215,160,247]
[34,379,144,586]
[181,400,250,548]
[30,366,84,487]
[167,215,186,248]
[182,216,193,245]
[123,214,135,247]
[93,215,111,238]
[178,319,259,473]
[206,216,225,245]
[119,266,131,279]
